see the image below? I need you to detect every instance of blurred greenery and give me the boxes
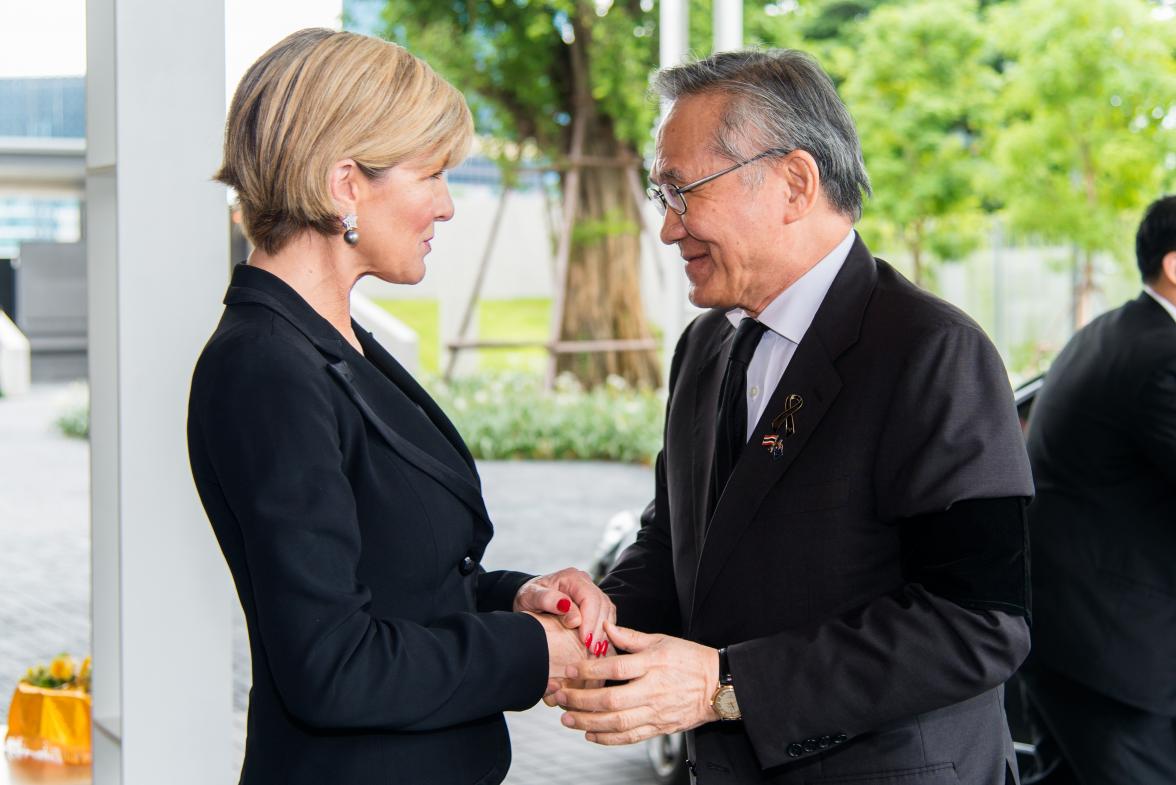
[380,0,666,387]
[56,404,88,440]
[376,297,552,374]
[374,298,440,371]
[368,0,1175,324]
[427,371,665,463]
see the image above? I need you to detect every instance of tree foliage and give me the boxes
[987,0,1176,322]
[836,0,994,285]
[382,0,665,387]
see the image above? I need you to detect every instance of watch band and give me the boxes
[718,647,734,686]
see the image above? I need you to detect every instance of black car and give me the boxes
[589,375,1061,785]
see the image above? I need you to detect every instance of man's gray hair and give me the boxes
[653,49,871,220]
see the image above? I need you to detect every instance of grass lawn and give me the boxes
[374,297,550,375]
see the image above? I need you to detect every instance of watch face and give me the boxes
[714,686,740,719]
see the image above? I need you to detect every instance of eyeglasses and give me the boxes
[646,148,791,216]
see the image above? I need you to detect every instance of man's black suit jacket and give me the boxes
[601,236,1035,785]
[1026,292,1176,716]
[187,264,548,785]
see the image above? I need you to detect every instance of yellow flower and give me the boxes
[49,655,76,682]
[79,657,92,680]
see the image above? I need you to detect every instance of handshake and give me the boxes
[514,568,723,746]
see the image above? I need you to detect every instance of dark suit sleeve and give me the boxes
[598,321,695,637]
[476,568,535,612]
[191,334,548,732]
[731,322,1033,768]
[731,592,1029,767]
[598,454,681,635]
[1134,357,1176,483]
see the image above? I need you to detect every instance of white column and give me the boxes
[714,0,743,51]
[87,0,234,781]
[659,0,689,72]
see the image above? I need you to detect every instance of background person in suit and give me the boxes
[1021,195,1176,784]
[550,50,1034,785]
[187,29,613,785]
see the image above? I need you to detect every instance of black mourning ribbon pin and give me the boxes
[760,394,804,460]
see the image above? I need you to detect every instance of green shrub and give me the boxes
[43,373,667,460]
[56,403,89,439]
[426,372,665,464]
[54,384,89,439]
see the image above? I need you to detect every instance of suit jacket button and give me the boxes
[803,738,818,753]
[818,735,831,749]
[833,733,848,745]
[786,743,804,758]
[459,556,477,575]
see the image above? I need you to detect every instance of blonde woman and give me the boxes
[187,29,612,785]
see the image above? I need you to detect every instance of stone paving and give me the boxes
[1,384,660,784]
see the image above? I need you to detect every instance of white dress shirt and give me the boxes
[1144,284,1176,324]
[726,229,857,441]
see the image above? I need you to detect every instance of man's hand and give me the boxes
[552,621,721,745]
[514,567,616,657]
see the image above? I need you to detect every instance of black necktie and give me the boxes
[712,318,768,511]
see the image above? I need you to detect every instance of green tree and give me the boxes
[989,0,1176,326]
[836,0,995,286]
[382,1,662,387]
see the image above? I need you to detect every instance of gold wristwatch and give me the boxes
[710,647,741,721]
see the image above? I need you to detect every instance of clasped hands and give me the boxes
[515,571,720,746]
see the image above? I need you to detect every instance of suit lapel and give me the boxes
[690,327,733,547]
[690,340,843,618]
[325,360,494,537]
[223,264,493,550]
[356,327,481,483]
[689,236,877,620]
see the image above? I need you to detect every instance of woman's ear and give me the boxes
[328,159,362,215]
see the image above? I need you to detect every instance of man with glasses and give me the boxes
[550,50,1034,785]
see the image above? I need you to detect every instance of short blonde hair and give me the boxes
[216,28,473,254]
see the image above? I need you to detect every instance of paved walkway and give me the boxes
[0,384,659,784]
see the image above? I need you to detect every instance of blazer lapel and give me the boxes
[689,236,877,620]
[690,342,843,619]
[690,327,733,546]
[325,360,493,535]
[223,264,493,548]
[356,327,481,483]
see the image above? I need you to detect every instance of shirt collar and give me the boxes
[726,228,856,343]
[1144,285,1176,324]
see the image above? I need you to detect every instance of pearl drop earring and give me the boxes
[342,213,359,246]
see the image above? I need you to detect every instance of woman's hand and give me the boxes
[524,611,592,695]
[514,567,617,658]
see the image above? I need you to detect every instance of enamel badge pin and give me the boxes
[762,394,804,459]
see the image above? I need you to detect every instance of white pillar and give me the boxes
[714,0,743,51]
[659,0,689,72]
[86,0,234,781]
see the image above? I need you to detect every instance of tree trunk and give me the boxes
[553,8,660,388]
[1074,248,1096,329]
[907,220,925,288]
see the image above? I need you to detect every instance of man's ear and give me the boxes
[1162,250,1176,288]
[778,150,821,225]
[328,159,362,215]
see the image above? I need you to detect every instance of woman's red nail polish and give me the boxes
[557,598,571,613]
[585,633,593,649]
[594,641,605,657]
[602,642,609,656]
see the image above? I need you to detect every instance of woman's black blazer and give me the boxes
[187,264,548,785]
